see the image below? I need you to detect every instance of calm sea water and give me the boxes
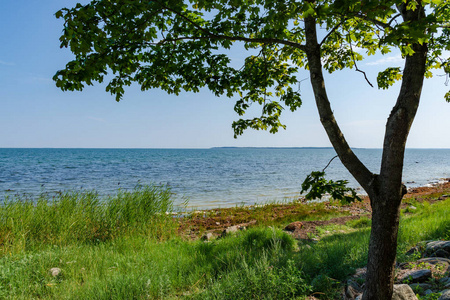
[0,148,449,209]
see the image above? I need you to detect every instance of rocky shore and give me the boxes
[181,179,450,241]
[345,240,450,300]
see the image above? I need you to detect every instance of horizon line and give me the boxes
[1,147,450,150]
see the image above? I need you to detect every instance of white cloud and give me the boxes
[365,56,403,66]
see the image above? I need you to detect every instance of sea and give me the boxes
[0,148,449,209]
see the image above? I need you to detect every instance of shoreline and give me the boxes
[178,179,450,239]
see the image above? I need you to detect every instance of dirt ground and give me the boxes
[178,180,450,240]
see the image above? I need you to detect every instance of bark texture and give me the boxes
[304,3,428,298]
[363,3,427,298]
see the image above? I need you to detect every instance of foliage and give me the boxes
[301,171,362,203]
[377,67,403,89]
[54,0,450,137]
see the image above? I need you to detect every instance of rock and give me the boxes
[406,246,420,256]
[440,277,450,285]
[417,257,450,269]
[439,289,450,300]
[345,279,362,299]
[424,289,433,295]
[392,284,419,300]
[445,282,450,289]
[49,267,61,277]
[284,221,303,232]
[221,225,240,237]
[426,241,450,255]
[352,267,367,280]
[398,262,412,269]
[409,283,432,291]
[201,232,214,241]
[409,206,417,210]
[398,269,432,283]
[431,249,450,258]
[353,284,418,299]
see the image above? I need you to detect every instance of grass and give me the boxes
[0,186,449,299]
[0,184,177,254]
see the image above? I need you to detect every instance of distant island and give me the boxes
[210,147,336,150]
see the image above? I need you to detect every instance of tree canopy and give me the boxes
[54,0,450,138]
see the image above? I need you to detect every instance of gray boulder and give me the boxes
[439,289,450,300]
[355,285,418,300]
[418,257,450,265]
[431,249,450,258]
[398,269,432,283]
[392,284,419,300]
[424,289,433,295]
[417,257,450,271]
[406,246,421,256]
[409,283,433,292]
[345,279,362,299]
[426,241,450,255]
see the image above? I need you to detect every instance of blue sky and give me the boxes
[1,1,449,148]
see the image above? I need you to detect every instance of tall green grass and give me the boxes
[0,228,310,299]
[0,185,177,254]
[0,187,448,299]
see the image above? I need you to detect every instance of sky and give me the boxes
[1,1,449,149]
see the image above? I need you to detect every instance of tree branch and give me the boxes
[354,13,393,29]
[320,19,347,47]
[304,16,376,194]
[322,155,338,172]
[349,40,374,87]
[154,0,306,51]
[379,4,428,200]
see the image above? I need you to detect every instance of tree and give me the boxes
[54,0,450,299]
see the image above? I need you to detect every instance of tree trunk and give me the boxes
[304,2,428,299]
[362,188,404,300]
[362,4,427,298]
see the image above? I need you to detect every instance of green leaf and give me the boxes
[377,67,402,89]
[300,171,361,204]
